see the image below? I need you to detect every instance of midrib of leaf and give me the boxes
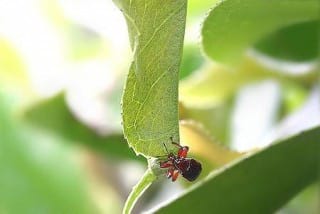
[115,0,188,157]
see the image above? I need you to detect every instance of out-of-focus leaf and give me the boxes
[254,20,319,62]
[154,126,320,213]
[279,183,319,214]
[23,94,141,161]
[179,58,315,107]
[180,121,241,171]
[180,101,232,144]
[281,82,308,115]
[114,0,187,157]
[267,87,320,143]
[0,93,96,213]
[179,44,204,80]
[202,0,320,64]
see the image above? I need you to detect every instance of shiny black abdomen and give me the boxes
[175,158,202,181]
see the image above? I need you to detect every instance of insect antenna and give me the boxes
[163,142,169,154]
[154,143,170,159]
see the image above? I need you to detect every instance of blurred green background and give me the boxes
[0,0,319,213]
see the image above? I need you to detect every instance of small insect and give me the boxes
[159,138,202,182]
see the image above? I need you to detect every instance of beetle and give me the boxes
[159,138,202,182]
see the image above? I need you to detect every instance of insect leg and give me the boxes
[171,170,179,182]
[167,168,174,179]
[160,160,173,168]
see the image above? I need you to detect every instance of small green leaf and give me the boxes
[114,0,188,157]
[202,0,320,64]
[154,126,320,213]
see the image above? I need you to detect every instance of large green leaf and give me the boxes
[154,126,320,213]
[23,94,141,161]
[202,0,320,64]
[114,0,187,157]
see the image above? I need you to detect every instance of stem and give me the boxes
[122,169,157,214]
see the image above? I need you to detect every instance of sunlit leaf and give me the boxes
[202,0,320,64]
[180,121,241,168]
[114,0,187,157]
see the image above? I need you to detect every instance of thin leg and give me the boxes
[170,137,180,147]
[167,168,174,179]
[160,160,173,168]
[171,141,182,148]
[171,170,179,182]
[163,143,169,154]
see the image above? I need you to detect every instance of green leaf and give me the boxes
[23,94,142,161]
[114,0,188,157]
[0,93,96,213]
[154,126,320,213]
[254,20,319,62]
[179,44,204,80]
[202,0,320,64]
